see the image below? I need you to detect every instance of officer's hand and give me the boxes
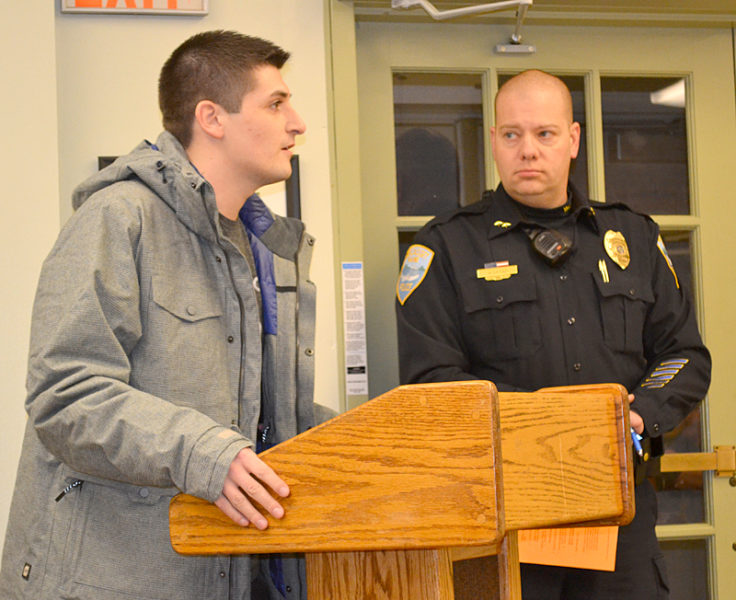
[215,448,290,529]
[628,393,645,435]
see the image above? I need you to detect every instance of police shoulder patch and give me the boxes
[657,235,680,289]
[397,244,435,305]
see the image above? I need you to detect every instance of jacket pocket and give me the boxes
[143,273,230,417]
[58,477,208,600]
[459,272,541,360]
[152,273,223,322]
[593,271,654,354]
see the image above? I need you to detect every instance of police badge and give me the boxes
[604,230,630,270]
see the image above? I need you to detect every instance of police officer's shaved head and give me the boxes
[495,70,574,123]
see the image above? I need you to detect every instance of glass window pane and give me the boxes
[660,539,709,600]
[498,73,588,199]
[601,77,689,215]
[654,406,705,525]
[393,72,484,216]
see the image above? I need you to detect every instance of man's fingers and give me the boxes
[630,410,644,435]
[238,451,290,498]
[216,448,290,529]
[221,479,270,530]
[214,493,249,527]
[229,470,285,522]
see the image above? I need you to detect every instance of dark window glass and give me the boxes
[601,77,689,214]
[660,539,709,600]
[394,72,485,215]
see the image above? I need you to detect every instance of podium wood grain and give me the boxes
[170,381,504,555]
[307,549,454,600]
[500,384,634,529]
[169,382,634,556]
[169,381,634,600]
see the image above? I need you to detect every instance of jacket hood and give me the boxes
[70,131,309,255]
[72,131,218,241]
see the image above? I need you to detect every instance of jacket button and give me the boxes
[227,336,234,343]
[286,585,292,593]
[190,182,197,189]
[138,487,150,498]
[567,317,576,325]
[219,571,226,578]
[560,273,568,281]
[186,305,196,316]
[652,423,660,433]
[629,288,636,296]
[305,348,314,356]
[573,362,582,371]
[496,296,504,304]
[216,256,222,263]
[307,237,315,246]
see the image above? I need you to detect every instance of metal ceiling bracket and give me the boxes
[392,0,536,52]
[392,0,532,23]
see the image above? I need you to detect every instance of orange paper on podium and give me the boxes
[518,526,619,571]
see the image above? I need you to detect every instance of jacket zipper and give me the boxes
[55,479,83,502]
[294,238,301,423]
[221,246,246,428]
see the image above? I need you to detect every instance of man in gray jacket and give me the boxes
[1,30,319,600]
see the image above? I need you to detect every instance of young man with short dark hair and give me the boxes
[1,30,316,600]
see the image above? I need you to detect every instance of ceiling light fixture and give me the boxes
[650,79,686,108]
[391,0,535,53]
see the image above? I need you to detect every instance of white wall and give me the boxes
[0,0,339,545]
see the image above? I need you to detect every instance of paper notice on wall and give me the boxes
[341,262,369,396]
[518,526,619,572]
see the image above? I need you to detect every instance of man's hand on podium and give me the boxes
[215,448,290,529]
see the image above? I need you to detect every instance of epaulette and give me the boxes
[589,199,656,223]
[422,193,494,230]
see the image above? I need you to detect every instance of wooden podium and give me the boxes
[169,381,634,599]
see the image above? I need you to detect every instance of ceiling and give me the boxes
[353,1,736,26]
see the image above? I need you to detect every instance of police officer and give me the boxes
[395,69,710,599]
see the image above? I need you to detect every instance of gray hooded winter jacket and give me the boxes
[0,131,317,599]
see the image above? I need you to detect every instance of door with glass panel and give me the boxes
[355,21,736,599]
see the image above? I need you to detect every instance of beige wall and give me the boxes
[0,2,61,551]
[0,0,339,544]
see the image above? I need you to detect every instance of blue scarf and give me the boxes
[239,195,277,336]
